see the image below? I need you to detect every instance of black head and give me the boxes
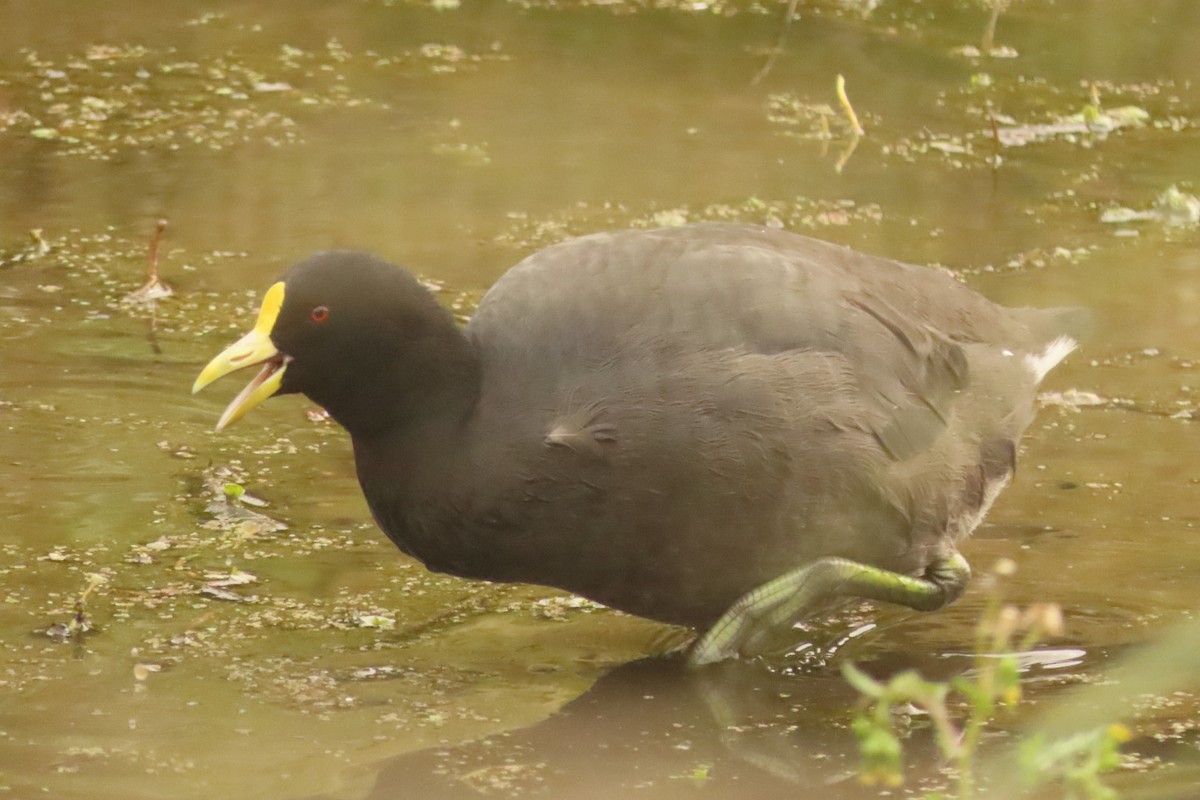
[194,251,478,438]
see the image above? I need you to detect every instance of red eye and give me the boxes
[310,306,330,324]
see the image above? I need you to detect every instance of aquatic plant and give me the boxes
[844,560,1128,799]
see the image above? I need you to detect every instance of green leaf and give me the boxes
[842,662,886,698]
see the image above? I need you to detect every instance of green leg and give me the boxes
[688,552,972,667]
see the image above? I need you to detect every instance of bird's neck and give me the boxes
[349,402,480,573]
[322,324,482,441]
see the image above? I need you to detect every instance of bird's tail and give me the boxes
[1015,305,1091,383]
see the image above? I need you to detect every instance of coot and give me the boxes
[194,223,1079,665]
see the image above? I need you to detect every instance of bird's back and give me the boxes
[469,223,1065,384]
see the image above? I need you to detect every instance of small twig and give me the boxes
[981,0,1009,58]
[147,218,167,282]
[834,133,860,174]
[122,218,175,306]
[751,0,801,85]
[988,103,1003,169]
[146,311,162,355]
[836,74,865,136]
[70,573,108,637]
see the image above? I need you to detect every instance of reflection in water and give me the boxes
[331,634,1200,800]
[326,656,876,800]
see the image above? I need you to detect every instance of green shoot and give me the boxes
[844,559,1126,799]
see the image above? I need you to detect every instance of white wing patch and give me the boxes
[1024,335,1078,383]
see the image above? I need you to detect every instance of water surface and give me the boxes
[2,1,1199,798]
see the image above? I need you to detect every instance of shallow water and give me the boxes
[2,1,1199,798]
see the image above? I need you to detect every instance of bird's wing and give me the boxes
[467,224,1045,437]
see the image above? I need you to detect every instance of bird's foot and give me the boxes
[687,552,971,667]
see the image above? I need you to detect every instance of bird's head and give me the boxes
[193,251,468,434]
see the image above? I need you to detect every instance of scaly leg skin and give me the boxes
[688,552,972,667]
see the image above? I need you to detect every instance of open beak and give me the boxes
[193,281,289,430]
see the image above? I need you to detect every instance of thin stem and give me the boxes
[981,0,1009,57]
[147,218,168,282]
[836,74,865,136]
[751,0,800,85]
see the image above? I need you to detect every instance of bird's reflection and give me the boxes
[325,650,947,800]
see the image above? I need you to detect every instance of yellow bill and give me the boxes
[193,281,289,430]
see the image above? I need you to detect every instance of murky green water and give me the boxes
[2,1,1199,798]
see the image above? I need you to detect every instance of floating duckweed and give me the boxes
[3,40,507,160]
[494,196,883,251]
